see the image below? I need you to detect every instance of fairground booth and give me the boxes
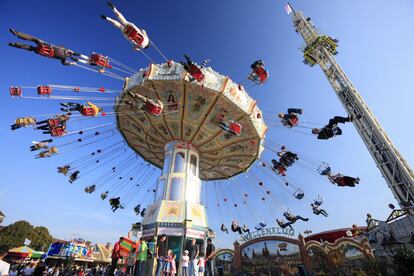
[44,239,94,267]
[5,246,45,263]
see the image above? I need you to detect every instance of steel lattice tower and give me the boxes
[287,5,414,207]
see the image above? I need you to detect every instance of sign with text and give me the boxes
[186,228,206,239]
[240,227,295,242]
[158,227,184,236]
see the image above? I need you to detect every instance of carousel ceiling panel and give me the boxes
[222,80,256,114]
[219,156,253,169]
[116,62,267,180]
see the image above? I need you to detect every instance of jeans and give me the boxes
[295,215,309,221]
[181,266,188,276]
[134,260,145,276]
[327,116,349,127]
[127,265,134,275]
[188,260,198,276]
[155,258,164,276]
[206,260,214,276]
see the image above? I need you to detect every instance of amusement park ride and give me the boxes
[6,2,414,269]
[286,4,414,208]
[115,62,266,248]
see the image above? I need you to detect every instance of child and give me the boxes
[171,254,177,276]
[197,253,205,276]
[126,248,136,275]
[163,249,173,275]
[181,250,189,276]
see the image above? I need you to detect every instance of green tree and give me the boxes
[0,220,53,252]
[393,249,414,275]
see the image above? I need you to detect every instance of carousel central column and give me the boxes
[156,141,202,204]
[142,140,209,274]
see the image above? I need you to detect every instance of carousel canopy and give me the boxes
[116,62,267,180]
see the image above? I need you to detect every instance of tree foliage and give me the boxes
[394,249,414,275]
[0,220,53,252]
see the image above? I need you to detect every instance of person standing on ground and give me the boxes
[126,248,136,276]
[181,250,189,276]
[197,253,205,276]
[33,261,46,276]
[0,252,10,276]
[109,237,124,275]
[135,238,147,276]
[162,250,173,275]
[9,265,18,276]
[188,239,199,276]
[22,263,35,275]
[155,235,167,276]
[205,238,215,276]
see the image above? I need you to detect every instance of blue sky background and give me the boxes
[1,0,413,249]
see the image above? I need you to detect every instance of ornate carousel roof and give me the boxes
[115,61,267,180]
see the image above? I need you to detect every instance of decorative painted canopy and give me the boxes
[142,201,208,228]
[115,62,267,180]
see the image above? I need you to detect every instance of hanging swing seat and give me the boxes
[37,85,52,96]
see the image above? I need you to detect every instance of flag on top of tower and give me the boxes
[285,3,293,15]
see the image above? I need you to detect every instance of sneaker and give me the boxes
[101,14,107,20]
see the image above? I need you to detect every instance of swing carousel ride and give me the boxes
[8,2,404,248]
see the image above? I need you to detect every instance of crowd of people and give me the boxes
[0,251,113,276]
[106,236,216,276]
[152,236,215,276]
[0,235,216,276]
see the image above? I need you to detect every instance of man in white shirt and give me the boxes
[0,252,10,276]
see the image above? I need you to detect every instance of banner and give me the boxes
[47,242,65,256]
[24,238,31,246]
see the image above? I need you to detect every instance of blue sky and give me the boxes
[1,0,413,250]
